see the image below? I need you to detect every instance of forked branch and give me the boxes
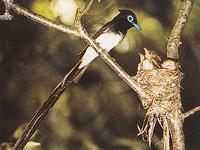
[0,0,13,20]
[74,0,93,27]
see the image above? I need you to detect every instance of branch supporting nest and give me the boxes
[167,0,195,59]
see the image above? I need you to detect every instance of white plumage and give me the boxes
[79,32,123,68]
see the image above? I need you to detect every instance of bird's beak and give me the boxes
[132,22,141,31]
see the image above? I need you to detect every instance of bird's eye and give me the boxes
[127,15,134,22]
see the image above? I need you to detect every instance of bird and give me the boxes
[63,9,141,85]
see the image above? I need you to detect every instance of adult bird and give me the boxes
[12,10,141,149]
[63,9,141,84]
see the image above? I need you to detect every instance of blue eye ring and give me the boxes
[127,15,134,22]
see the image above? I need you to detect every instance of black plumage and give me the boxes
[62,9,141,85]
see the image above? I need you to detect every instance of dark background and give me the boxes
[0,0,199,149]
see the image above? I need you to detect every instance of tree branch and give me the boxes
[8,2,150,98]
[0,0,13,20]
[10,3,80,36]
[1,1,150,149]
[184,106,200,118]
[167,0,195,59]
[8,2,148,98]
[74,0,93,24]
[162,0,196,150]
[164,1,196,149]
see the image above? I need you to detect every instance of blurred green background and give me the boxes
[0,0,199,149]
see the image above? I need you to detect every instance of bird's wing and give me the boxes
[79,21,113,58]
[63,22,114,84]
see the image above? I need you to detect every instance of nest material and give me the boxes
[136,69,183,112]
[135,48,183,112]
[134,48,184,147]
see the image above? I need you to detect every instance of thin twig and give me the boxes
[0,0,13,20]
[74,0,93,30]
[163,117,170,150]
[167,0,195,59]
[184,106,200,118]
[76,0,93,18]
[4,1,150,149]
[9,3,80,37]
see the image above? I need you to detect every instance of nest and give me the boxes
[136,69,183,112]
[134,48,184,147]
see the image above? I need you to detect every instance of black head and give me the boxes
[112,9,141,33]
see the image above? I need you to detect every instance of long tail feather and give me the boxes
[62,60,88,86]
[13,60,88,149]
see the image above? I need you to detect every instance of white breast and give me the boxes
[79,32,123,68]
